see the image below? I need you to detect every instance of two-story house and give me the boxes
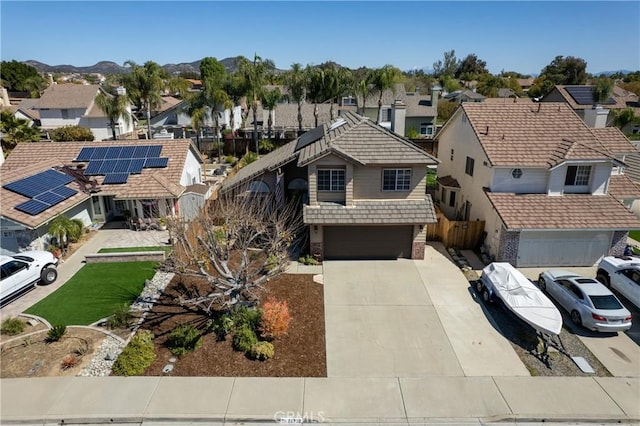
[436,101,640,267]
[33,84,135,141]
[222,111,439,260]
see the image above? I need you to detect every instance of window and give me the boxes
[383,169,411,191]
[381,108,392,122]
[564,165,591,186]
[1,260,27,278]
[465,157,475,176]
[342,96,357,106]
[449,190,456,207]
[511,168,523,179]
[420,124,434,136]
[317,169,345,191]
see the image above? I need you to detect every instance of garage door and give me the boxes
[516,231,612,267]
[323,226,413,260]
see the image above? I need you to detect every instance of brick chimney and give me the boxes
[391,100,406,136]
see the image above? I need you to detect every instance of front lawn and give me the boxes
[629,230,640,242]
[98,246,172,254]
[25,261,158,326]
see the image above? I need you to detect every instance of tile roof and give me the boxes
[590,127,638,155]
[16,98,40,120]
[485,192,640,230]
[303,198,437,225]
[1,139,200,228]
[33,84,100,109]
[244,103,333,130]
[454,102,617,167]
[223,111,438,191]
[623,153,640,183]
[607,174,640,199]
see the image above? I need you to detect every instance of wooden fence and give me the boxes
[425,211,485,249]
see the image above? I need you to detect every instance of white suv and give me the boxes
[0,251,59,302]
[596,256,640,309]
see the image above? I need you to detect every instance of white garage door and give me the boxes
[517,231,612,267]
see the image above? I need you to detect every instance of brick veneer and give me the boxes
[412,242,425,260]
[609,230,628,256]
[497,230,520,264]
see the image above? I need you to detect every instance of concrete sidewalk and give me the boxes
[1,375,638,424]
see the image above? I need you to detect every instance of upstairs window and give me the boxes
[380,108,392,122]
[420,124,434,136]
[318,169,345,191]
[383,169,412,191]
[465,157,475,176]
[565,165,591,186]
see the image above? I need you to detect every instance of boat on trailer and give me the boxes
[478,262,563,336]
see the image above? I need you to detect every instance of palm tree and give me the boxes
[223,73,246,157]
[239,54,274,155]
[187,94,207,152]
[260,88,281,141]
[94,87,131,140]
[371,65,401,124]
[1,110,40,153]
[321,64,352,120]
[47,215,77,253]
[306,66,326,128]
[284,63,307,134]
[592,78,614,106]
[355,71,373,116]
[121,60,167,139]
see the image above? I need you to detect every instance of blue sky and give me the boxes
[1,1,638,75]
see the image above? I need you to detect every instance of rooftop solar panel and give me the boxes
[3,170,73,198]
[34,191,66,206]
[102,173,129,184]
[41,170,74,186]
[98,159,118,174]
[114,160,131,173]
[105,146,123,159]
[76,147,95,161]
[90,146,109,160]
[133,146,149,158]
[147,145,162,158]
[3,181,41,198]
[84,161,103,175]
[295,125,325,151]
[16,199,50,215]
[51,186,77,198]
[565,86,616,106]
[118,146,136,158]
[129,159,145,174]
[144,157,169,168]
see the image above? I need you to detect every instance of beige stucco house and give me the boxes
[222,111,438,260]
[436,101,640,267]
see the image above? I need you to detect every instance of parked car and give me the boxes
[0,251,59,302]
[596,256,640,309]
[538,270,632,332]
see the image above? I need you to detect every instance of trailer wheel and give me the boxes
[475,280,483,293]
[482,288,492,303]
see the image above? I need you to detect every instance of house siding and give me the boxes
[491,167,548,193]
[352,165,425,200]
[180,150,204,186]
[309,154,348,204]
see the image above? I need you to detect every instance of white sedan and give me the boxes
[1,251,59,302]
[538,270,632,332]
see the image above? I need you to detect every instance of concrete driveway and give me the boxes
[323,246,528,378]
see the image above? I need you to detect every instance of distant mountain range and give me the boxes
[23,57,242,75]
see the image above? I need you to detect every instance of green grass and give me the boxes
[25,261,158,326]
[98,246,172,254]
[629,230,640,242]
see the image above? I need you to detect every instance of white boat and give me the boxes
[479,262,563,336]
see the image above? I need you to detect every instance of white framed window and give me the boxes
[317,169,345,191]
[465,157,475,176]
[420,124,434,136]
[381,108,392,122]
[511,168,523,179]
[383,169,412,191]
[565,165,591,186]
[342,96,357,106]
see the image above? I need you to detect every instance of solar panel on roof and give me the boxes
[129,159,145,174]
[146,145,162,158]
[76,147,95,161]
[144,157,169,168]
[105,146,123,159]
[98,159,118,174]
[133,146,149,158]
[118,146,136,158]
[90,147,109,160]
[565,86,616,106]
[3,170,73,198]
[41,170,73,186]
[102,173,129,184]
[15,199,50,215]
[114,160,131,173]
[34,191,66,206]
[51,186,77,198]
[84,161,103,175]
[295,125,325,151]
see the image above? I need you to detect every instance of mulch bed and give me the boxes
[140,273,326,377]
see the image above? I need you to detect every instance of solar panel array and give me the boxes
[565,86,616,106]
[3,170,78,216]
[294,125,325,151]
[75,145,168,184]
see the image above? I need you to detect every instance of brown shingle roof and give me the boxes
[607,174,640,199]
[33,84,100,110]
[303,199,437,225]
[485,192,640,230]
[1,139,200,228]
[456,102,616,167]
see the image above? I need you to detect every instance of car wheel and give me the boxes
[571,310,582,327]
[538,277,546,291]
[482,288,492,303]
[40,267,58,285]
[596,272,610,287]
[475,280,483,293]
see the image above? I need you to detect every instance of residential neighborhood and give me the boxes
[1,4,640,420]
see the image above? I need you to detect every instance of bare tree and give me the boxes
[166,190,304,313]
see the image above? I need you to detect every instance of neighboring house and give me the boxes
[443,90,486,103]
[517,78,535,94]
[33,84,135,141]
[242,102,333,140]
[0,139,205,255]
[542,84,640,131]
[222,111,439,260]
[14,98,41,126]
[436,101,640,267]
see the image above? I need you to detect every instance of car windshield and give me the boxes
[589,295,623,310]
[11,255,34,262]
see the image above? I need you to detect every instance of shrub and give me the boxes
[60,354,79,370]
[406,128,420,139]
[298,254,319,265]
[233,324,258,353]
[166,325,202,356]
[47,324,67,342]
[50,125,94,142]
[249,341,274,361]
[230,305,261,330]
[1,317,25,335]
[112,330,156,376]
[211,313,235,338]
[105,303,133,329]
[240,152,258,167]
[258,297,292,340]
[224,155,237,167]
[258,139,275,153]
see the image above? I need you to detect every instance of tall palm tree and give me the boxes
[284,63,307,134]
[239,54,274,155]
[121,60,166,139]
[371,65,401,124]
[260,88,281,141]
[187,92,207,152]
[0,110,40,153]
[94,87,131,140]
[306,66,326,128]
[223,73,246,157]
[355,71,373,116]
[320,64,349,121]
